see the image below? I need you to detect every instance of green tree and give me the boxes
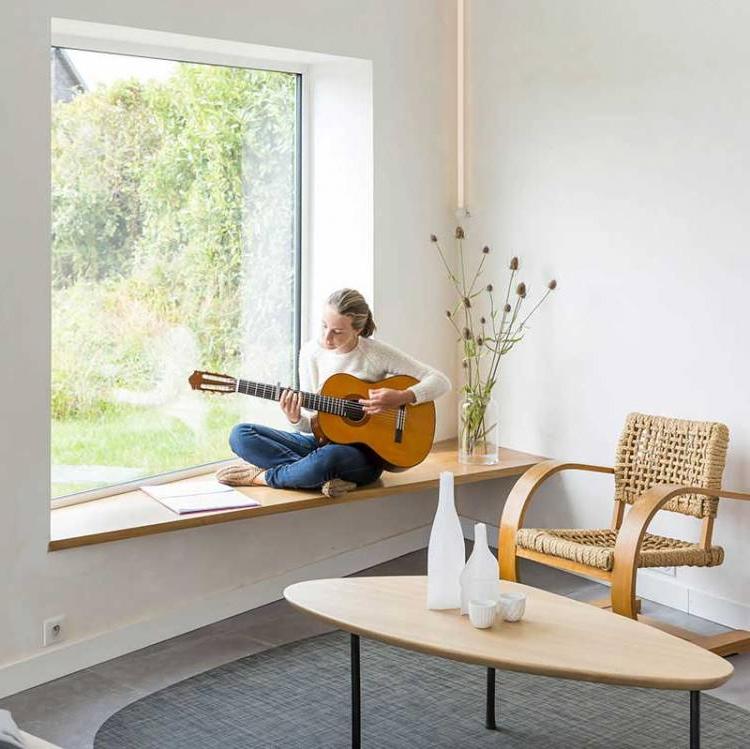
[51,80,161,286]
[51,63,297,419]
[133,65,296,367]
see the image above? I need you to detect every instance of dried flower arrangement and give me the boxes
[431,227,557,461]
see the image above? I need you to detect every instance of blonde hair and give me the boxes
[326,288,376,338]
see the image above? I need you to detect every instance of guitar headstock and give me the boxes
[188,370,237,394]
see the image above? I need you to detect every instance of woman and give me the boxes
[218,288,451,497]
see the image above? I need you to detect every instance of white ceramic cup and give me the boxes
[497,592,526,622]
[468,599,497,629]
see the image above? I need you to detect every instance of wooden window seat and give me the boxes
[49,440,544,551]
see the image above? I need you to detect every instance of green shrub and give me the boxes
[51,280,164,419]
[51,63,297,418]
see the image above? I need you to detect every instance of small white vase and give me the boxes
[460,523,500,615]
[427,471,466,609]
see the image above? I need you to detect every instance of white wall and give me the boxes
[468,0,750,625]
[0,0,458,692]
[306,59,375,325]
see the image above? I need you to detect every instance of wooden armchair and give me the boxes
[498,412,750,655]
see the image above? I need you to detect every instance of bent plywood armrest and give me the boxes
[612,484,750,618]
[498,460,614,581]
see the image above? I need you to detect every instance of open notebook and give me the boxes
[140,479,261,515]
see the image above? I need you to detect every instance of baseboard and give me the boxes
[688,586,750,630]
[634,571,689,612]
[634,571,750,630]
[0,523,431,699]
[460,516,750,630]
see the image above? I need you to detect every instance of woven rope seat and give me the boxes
[515,527,725,572]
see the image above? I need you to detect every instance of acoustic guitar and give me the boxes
[188,370,436,471]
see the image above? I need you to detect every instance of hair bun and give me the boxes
[326,288,376,337]
[361,310,376,338]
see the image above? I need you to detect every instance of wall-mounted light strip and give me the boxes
[457,0,465,214]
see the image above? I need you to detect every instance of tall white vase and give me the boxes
[426,471,466,609]
[459,522,500,614]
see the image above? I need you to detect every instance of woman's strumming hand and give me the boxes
[280,388,302,424]
[359,387,415,415]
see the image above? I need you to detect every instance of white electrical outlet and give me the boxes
[43,615,66,646]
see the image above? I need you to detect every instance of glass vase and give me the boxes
[458,389,499,465]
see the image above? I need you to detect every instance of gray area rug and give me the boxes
[95,630,749,748]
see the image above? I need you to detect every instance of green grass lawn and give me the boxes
[52,403,242,498]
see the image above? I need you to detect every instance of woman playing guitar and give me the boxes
[217,289,451,497]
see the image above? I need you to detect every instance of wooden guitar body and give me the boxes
[315,373,435,472]
[188,369,436,471]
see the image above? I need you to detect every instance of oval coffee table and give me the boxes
[284,576,733,748]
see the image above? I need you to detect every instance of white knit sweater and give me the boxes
[291,337,451,433]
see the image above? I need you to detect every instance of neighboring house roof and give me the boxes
[51,47,87,103]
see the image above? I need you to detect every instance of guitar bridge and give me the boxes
[394,405,406,443]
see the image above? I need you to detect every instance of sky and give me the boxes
[65,49,179,89]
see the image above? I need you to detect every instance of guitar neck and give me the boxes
[235,379,357,417]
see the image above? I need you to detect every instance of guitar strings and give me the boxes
[234,380,409,424]
[200,378,409,426]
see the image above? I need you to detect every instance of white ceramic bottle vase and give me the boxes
[459,522,500,615]
[427,471,466,609]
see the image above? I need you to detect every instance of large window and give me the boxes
[51,47,302,500]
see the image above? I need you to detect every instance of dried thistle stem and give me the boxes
[517,287,553,332]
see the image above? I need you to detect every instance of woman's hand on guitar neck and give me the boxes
[280,388,302,424]
[359,387,416,415]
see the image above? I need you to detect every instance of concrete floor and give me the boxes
[2,550,748,748]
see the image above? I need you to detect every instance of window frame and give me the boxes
[50,30,307,509]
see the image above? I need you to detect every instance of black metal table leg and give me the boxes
[690,691,700,749]
[351,634,361,749]
[485,667,497,730]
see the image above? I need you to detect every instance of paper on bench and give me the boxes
[140,479,261,515]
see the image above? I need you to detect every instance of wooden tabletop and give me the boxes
[50,441,543,550]
[284,576,734,691]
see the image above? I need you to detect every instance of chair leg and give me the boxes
[611,561,639,620]
[589,596,641,613]
[498,543,520,582]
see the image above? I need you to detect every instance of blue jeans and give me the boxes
[228,423,385,489]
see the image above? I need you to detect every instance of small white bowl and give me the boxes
[468,599,497,629]
[497,592,526,622]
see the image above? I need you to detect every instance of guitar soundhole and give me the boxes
[343,395,367,424]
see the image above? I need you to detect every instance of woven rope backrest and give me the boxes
[614,413,729,518]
